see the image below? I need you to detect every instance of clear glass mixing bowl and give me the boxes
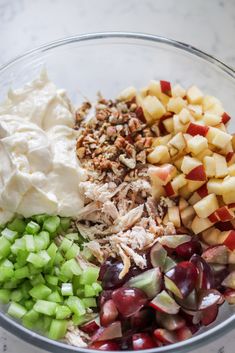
[0,32,234,353]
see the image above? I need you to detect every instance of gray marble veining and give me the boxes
[0,0,234,352]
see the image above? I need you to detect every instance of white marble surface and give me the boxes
[0,0,235,352]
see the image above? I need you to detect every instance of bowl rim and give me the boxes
[0,31,234,353]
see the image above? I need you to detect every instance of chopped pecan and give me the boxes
[128,117,142,133]
[77,147,86,159]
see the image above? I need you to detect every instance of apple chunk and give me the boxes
[186,123,209,137]
[186,86,203,104]
[142,95,166,122]
[181,156,201,174]
[187,135,208,155]
[191,216,214,234]
[186,165,207,182]
[214,153,228,178]
[193,194,219,218]
[148,164,176,186]
[160,80,172,96]
[147,145,170,164]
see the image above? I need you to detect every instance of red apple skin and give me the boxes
[223,230,235,250]
[226,152,235,163]
[81,320,100,335]
[228,203,235,210]
[208,212,219,223]
[186,123,209,137]
[197,184,208,198]
[215,221,235,231]
[186,165,207,181]
[164,182,175,197]
[150,164,175,184]
[221,112,231,124]
[216,206,234,222]
[160,80,172,96]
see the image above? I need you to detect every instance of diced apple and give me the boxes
[179,197,189,211]
[167,97,187,114]
[222,271,235,289]
[169,146,179,158]
[168,206,181,228]
[188,104,203,120]
[186,86,203,104]
[181,156,201,174]
[206,127,220,143]
[201,227,221,246]
[187,135,208,155]
[160,80,172,96]
[221,112,231,125]
[163,117,174,133]
[174,156,184,170]
[207,179,224,195]
[152,134,172,147]
[222,177,235,193]
[171,174,187,191]
[203,113,221,126]
[178,108,193,124]
[203,156,216,178]
[193,194,219,218]
[203,95,224,114]
[228,164,235,176]
[186,123,209,137]
[147,145,170,164]
[142,95,166,122]
[178,185,192,200]
[212,130,232,149]
[168,133,186,153]
[172,84,186,98]
[117,86,136,101]
[191,216,214,234]
[187,180,205,192]
[197,184,209,198]
[188,193,201,205]
[214,153,228,178]
[226,152,235,164]
[215,206,234,222]
[196,148,213,162]
[181,206,195,228]
[173,115,187,133]
[148,164,176,186]
[208,212,219,223]
[164,182,176,197]
[223,191,235,205]
[186,165,207,181]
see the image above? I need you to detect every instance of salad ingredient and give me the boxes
[0,71,86,223]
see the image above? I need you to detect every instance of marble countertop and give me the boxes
[0,0,234,352]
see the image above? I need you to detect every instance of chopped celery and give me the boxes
[30,274,45,286]
[3,279,20,289]
[65,233,79,241]
[8,302,27,319]
[59,238,73,253]
[47,291,62,303]
[8,218,26,234]
[46,243,58,266]
[1,228,18,243]
[0,236,11,259]
[25,221,40,235]
[11,238,26,255]
[79,266,99,285]
[72,314,87,326]
[61,259,81,279]
[84,284,96,298]
[34,231,50,251]
[81,247,93,260]
[82,297,97,308]
[34,300,57,316]
[11,289,24,302]
[24,300,34,310]
[20,281,31,299]
[0,289,11,304]
[34,214,48,225]
[27,251,51,268]
[45,275,59,286]
[92,282,102,295]
[67,296,86,316]
[14,266,29,279]
[54,252,64,266]
[16,250,29,267]
[29,284,52,300]
[60,218,71,232]
[43,316,52,331]
[22,309,39,329]
[48,319,68,340]
[56,305,71,320]
[76,288,85,297]
[65,243,80,260]
[43,216,60,233]
[24,234,35,252]
[61,283,73,296]
[0,267,14,281]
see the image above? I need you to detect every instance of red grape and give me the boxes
[112,287,148,317]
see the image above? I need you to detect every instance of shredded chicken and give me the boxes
[65,325,90,348]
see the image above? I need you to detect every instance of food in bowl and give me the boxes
[0,72,234,350]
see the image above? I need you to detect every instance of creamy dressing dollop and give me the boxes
[0,71,86,223]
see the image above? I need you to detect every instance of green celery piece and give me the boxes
[43,316,52,331]
[92,282,103,295]
[16,250,29,267]
[34,214,48,225]
[65,243,80,260]
[72,314,87,326]
[24,300,35,310]
[3,278,20,289]
[24,234,35,252]
[45,275,59,287]
[0,259,13,268]
[72,276,81,293]
[30,274,45,286]
[22,309,39,329]
[60,218,71,232]
[8,218,26,234]
[11,238,26,255]
[46,243,58,266]
[1,228,18,243]
[11,289,23,302]
[79,266,99,285]
[14,266,29,279]
[0,236,11,259]
[54,252,64,266]
[84,284,96,298]
[76,288,85,297]
[0,289,11,304]
[61,283,73,296]
[65,233,79,242]
[48,319,68,340]
[20,281,32,299]
[25,221,40,235]
[34,231,50,251]
[33,300,57,316]
[61,259,81,279]
[81,247,93,260]
[67,296,86,316]
[55,305,71,320]
[27,263,41,275]
[29,284,52,300]
[43,216,60,233]
[82,298,97,308]
[59,238,73,253]
[27,253,45,268]
[0,266,14,281]
[47,291,63,303]
[8,302,27,319]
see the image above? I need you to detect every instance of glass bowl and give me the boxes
[0,32,235,353]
